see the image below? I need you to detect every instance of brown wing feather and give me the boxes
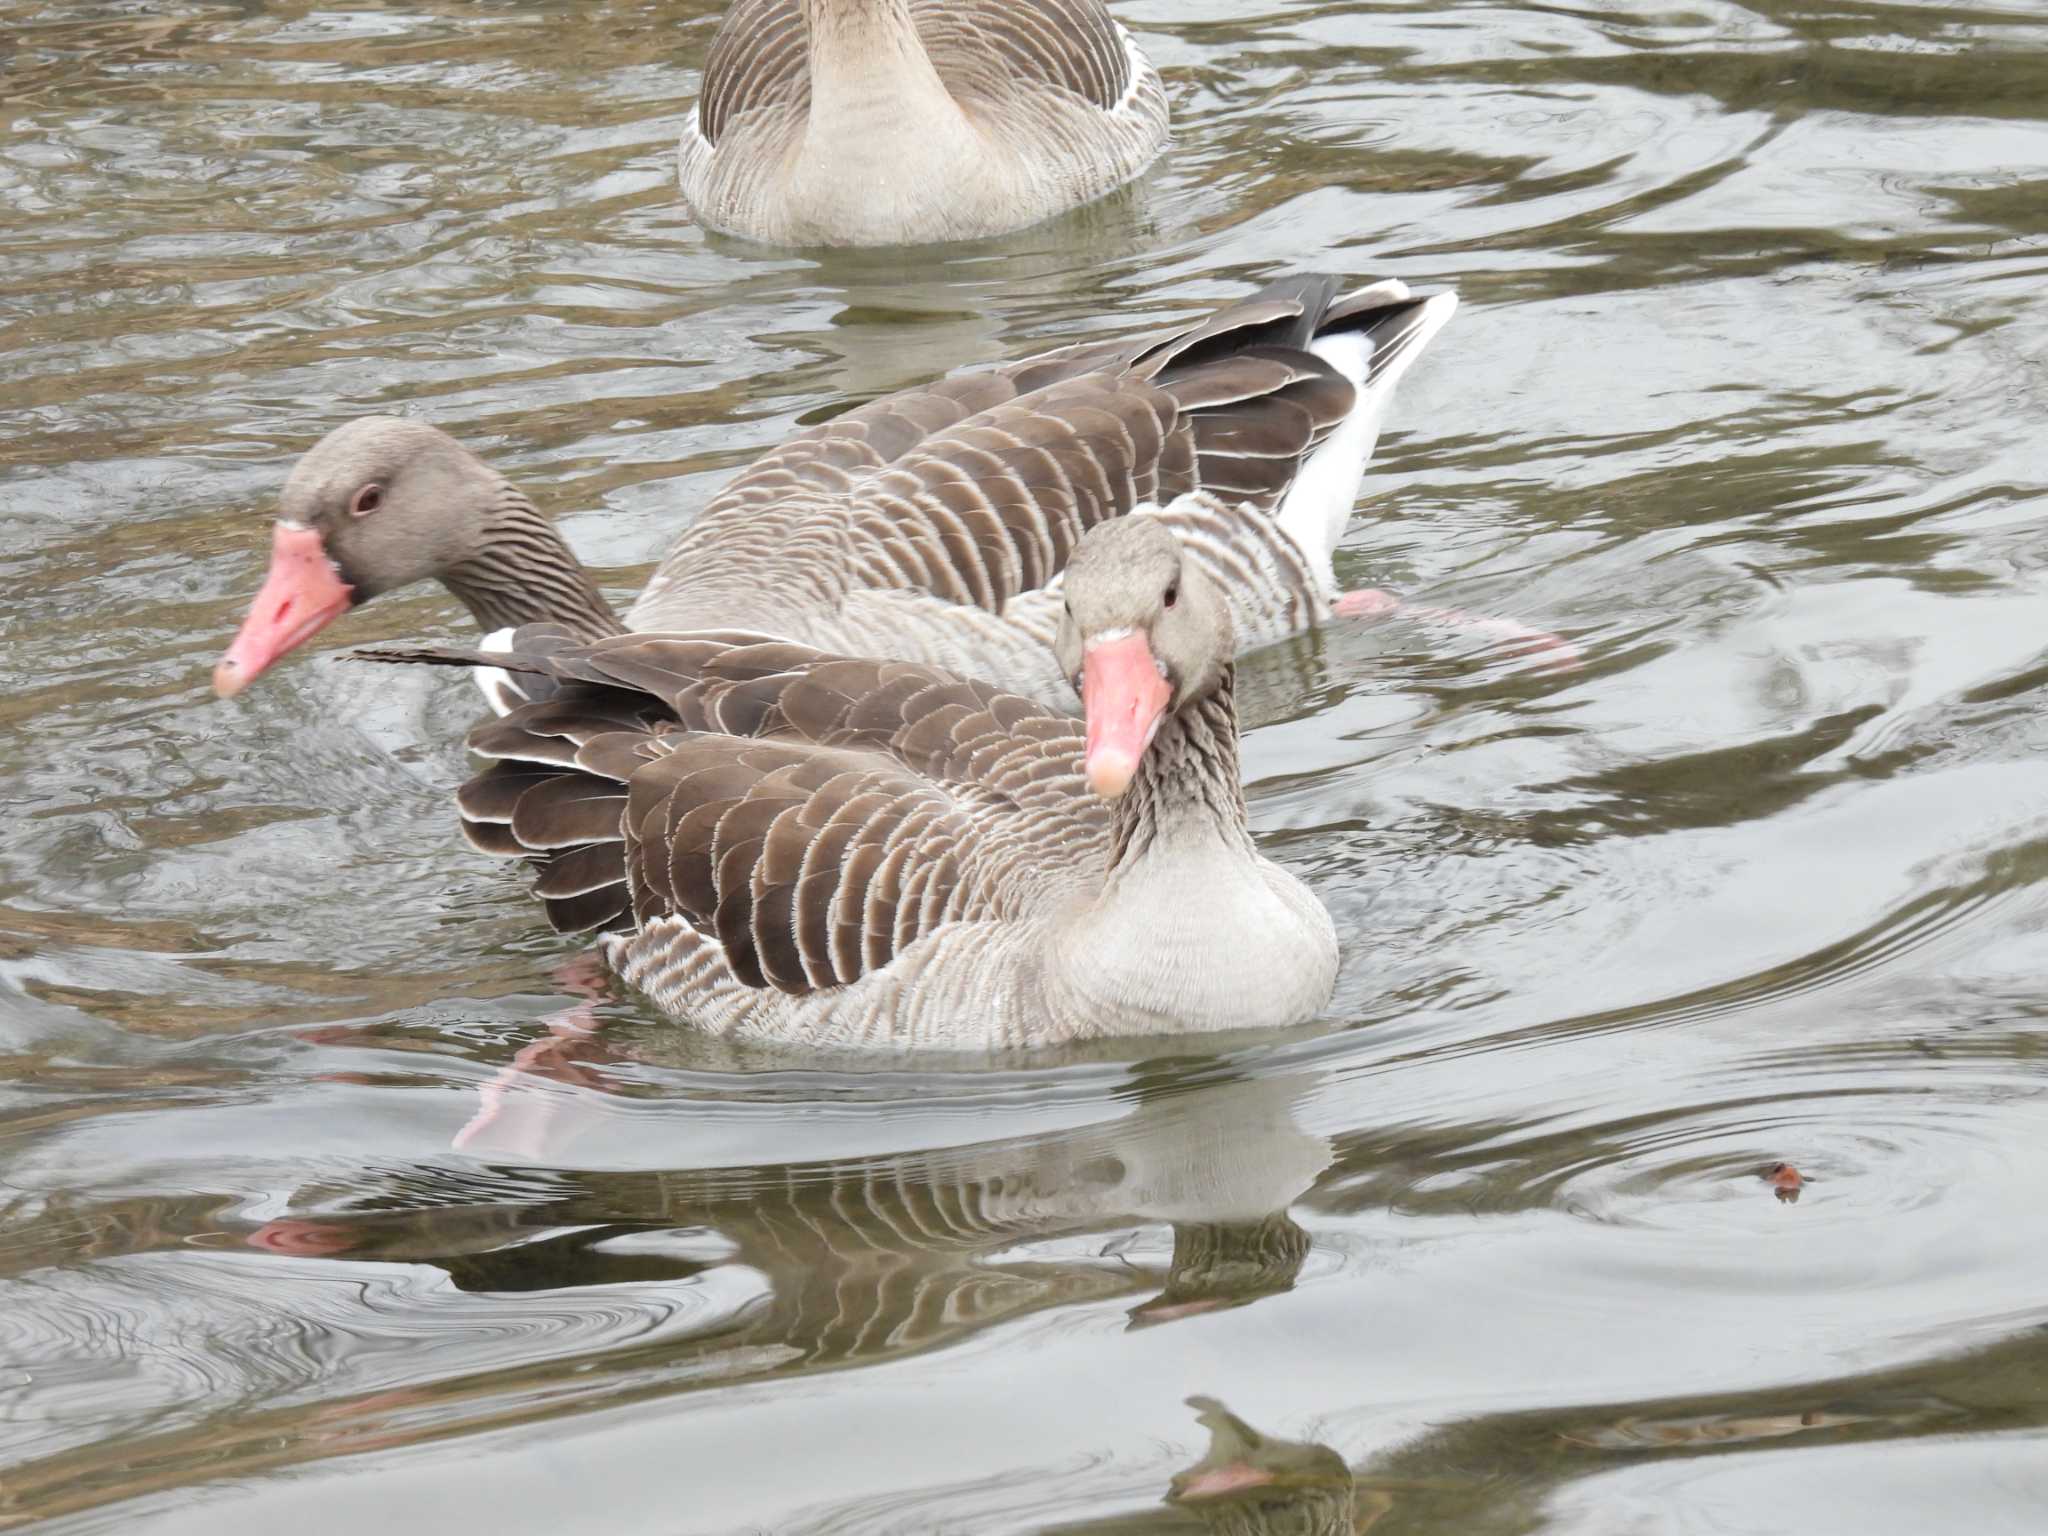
[629,280,1435,651]
[436,636,1103,997]
[687,369,1067,531]
[691,288,1356,611]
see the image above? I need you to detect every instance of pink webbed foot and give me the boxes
[1334,588,1582,671]
[549,948,613,1002]
[1331,586,1404,619]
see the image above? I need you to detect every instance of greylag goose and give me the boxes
[214,277,1463,707]
[362,517,1336,1048]
[678,0,1169,246]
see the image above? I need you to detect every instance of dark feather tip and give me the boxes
[344,644,549,675]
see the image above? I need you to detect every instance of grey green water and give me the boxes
[4,0,2048,1530]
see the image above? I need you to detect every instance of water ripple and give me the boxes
[4,0,2048,1527]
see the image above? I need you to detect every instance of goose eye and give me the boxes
[350,483,383,517]
[1163,582,1179,609]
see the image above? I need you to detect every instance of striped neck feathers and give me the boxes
[441,482,623,640]
[1107,669,1250,870]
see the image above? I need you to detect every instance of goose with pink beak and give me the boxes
[1045,516,1336,1031]
[213,282,1577,715]
[355,511,1338,1043]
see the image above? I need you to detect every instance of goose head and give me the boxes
[1054,516,1232,799]
[213,418,508,697]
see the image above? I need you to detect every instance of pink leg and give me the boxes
[1331,586,1406,619]
[1334,588,1582,671]
[455,951,623,1158]
[549,947,613,1002]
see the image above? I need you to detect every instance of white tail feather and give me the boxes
[1276,291,1460,591]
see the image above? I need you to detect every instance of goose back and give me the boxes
[361,612,1333,1049]
[628,278,1454,704]
[423,633,1109,1046]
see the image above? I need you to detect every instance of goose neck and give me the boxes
[1106,671,1251,870]
[442,483,623,640]
[798,0,961,136]
[799,0,924,56]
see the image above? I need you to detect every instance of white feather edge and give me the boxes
[1110,22,1151,119]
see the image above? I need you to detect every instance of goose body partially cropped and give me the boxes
[214,277,1458,713]
[679,0,1169,246]
[365,519,1338,1049]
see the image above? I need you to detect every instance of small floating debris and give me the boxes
[1761,1162,1805,1203]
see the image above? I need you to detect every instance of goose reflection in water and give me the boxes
[1049,1397,1361,1536]
[1044,1347,2031,1536]
[1042,1364,2005,1536]
[244,1072,1332,1383]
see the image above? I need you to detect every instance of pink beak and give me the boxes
[213,522,354,697]
[1081,630,1172,798]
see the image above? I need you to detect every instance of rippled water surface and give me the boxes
[6,0,2048,1529]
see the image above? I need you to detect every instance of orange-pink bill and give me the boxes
[1081,630,1172,798]
[213,522,353,697]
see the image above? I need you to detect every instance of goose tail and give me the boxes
[353,635,658,935]
[1275,286,1459,586]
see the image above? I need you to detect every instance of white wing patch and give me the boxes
[475,626,525,718]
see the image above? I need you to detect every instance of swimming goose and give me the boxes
[214,277,1460,708]
[362,517,1336,1048]
[679,0,1169,246]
